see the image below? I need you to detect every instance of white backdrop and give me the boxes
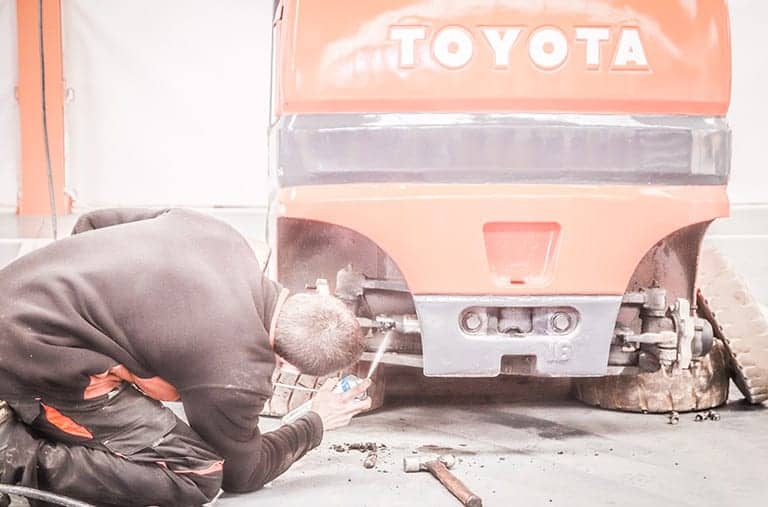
[61,0,272,207]
[728,0,768,204]
[0,1,758,208]
[0,0,18,207]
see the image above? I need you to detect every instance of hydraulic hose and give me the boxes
[0,485,92,507]
[38,0,59,239]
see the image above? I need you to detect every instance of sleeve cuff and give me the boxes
[302,411,324,448]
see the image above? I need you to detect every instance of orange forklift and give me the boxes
[265,0,767,415]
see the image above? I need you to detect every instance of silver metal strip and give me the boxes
[413,295,622,377]
[273,113,730,186]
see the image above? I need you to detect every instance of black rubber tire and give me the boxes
[573,341,730,413]
[261,362,386,418]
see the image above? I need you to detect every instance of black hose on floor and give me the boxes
[0,485,92,507]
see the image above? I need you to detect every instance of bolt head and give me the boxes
[462,312,482,333]
[552,312,572,333]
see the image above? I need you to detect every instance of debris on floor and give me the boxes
[328,442,386,453]
[694,410,720,422]
[363,452,378,469]
[668,411,680,425]
[327,442,389,470]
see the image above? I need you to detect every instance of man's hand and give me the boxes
[310,378,373,431]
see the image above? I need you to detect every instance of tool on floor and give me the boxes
[403,454,482,507]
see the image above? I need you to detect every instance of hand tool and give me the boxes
[273,383,319,393]
[403,454,482,507]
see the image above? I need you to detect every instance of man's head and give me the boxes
[273,293,364,376]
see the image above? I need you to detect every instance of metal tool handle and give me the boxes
[425,461,483,507]
[281,399,313,425]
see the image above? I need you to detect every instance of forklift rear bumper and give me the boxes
[413,295,621,377]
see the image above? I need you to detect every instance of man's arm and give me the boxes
[71,208,171,234]
[181,387,324,493]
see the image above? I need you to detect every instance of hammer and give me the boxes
[403,454,482,507]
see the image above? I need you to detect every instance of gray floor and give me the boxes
[222,383,767,507]
[8,384,767,507]
[2,208,767,506]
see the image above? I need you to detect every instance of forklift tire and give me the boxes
[573,340,730,413]
[697,246,768,404]
[261,362,386,418]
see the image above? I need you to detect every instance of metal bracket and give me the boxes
[672,298,695,369]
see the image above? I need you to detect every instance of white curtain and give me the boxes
[62,0,272,207]
[728,0,768,204]
[0,0,19,207]
[53,0,768,207]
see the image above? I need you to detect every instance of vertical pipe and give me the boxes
[16,0,69,217]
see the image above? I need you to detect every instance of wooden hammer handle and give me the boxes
[425,461,483,507]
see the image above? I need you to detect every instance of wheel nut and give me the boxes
[462,312,482,333]
[552,312,572,333]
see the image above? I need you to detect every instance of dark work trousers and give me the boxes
[0,384,223,506]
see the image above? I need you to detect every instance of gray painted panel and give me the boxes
[274,113,730,186]
[413,295,622,377]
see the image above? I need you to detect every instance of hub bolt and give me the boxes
[462,312,483,333]
[552,312,572,333]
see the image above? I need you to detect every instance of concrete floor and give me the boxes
[8,382,766,507]
[216,383,767,507]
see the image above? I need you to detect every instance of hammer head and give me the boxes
[403,454,456,472]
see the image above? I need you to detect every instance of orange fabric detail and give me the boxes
[174,461,225,476]
[276,0,730,115]
[277,184,729,296]
[41,404,93,439]
[85,365,180,401]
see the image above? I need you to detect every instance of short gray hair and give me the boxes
[274,293,364,376]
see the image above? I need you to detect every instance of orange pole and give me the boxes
[16,0,69,215]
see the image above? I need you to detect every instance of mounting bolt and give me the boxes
[551,312,572,333]
[462,312,483,333]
